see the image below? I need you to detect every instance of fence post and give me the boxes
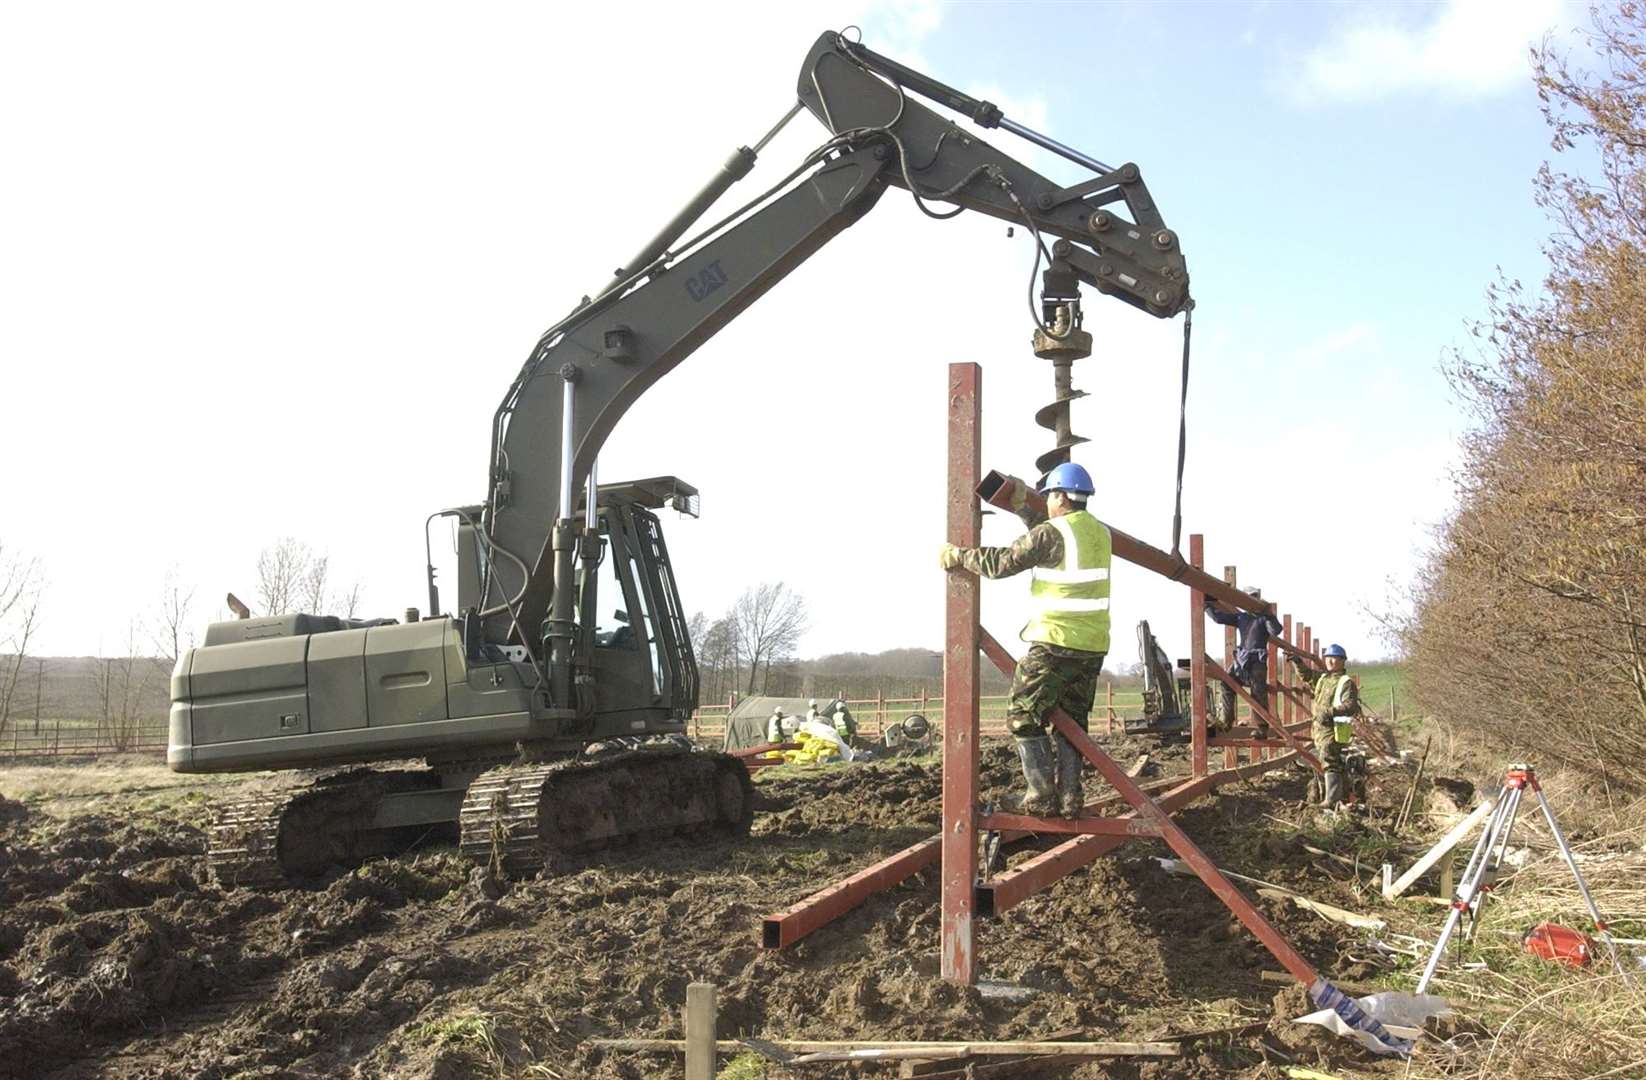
[1222,565,1240,767]
[1189,534,1208,778]
[1106,680,1114,734]
[877,689,885,738]
[684,982,717,1080]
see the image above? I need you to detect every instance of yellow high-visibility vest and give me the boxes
[1022,510,1112,654]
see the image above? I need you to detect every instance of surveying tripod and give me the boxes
[1414,764,1628,994]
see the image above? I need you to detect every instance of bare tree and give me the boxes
[336,580,363,619]
[731,583,808,694]
[148,567,197,667]
[302,554,330,615]
[0,587,43,738]
[255,539,359,617]
[98,623,153,751]
[256,537,311,616]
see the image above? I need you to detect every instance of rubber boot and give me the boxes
[1010,735,1059,816]
[1054,733,1085,817]
[1322,768,1345,809]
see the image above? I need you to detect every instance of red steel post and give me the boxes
[1222,565,1239,767]
[1189,534,1208,777]
[1282,614,1293,733]
[1266,618,1279,761]
[941,362,981,986]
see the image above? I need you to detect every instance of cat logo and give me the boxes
[685,260,729,302]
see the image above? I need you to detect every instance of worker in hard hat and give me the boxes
[806,699,822,726]
[1287,644,1359,808]
[939,462,1109,817]
[765,708,787,745]
[1205,587,1284,723]
[831,704,856,744]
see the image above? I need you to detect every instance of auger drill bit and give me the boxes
[1032,301,1094,476]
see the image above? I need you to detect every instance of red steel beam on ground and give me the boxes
[762,837,939,948]
[976,749,1299,916]
[978,630,1321,988]
[758,774,1183,949]
[730,741,799,759]
[1189,535,1209,778]
[941,362,981,985]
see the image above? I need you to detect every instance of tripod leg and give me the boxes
[1416,786,1512,995]
[1532,786,1633,986]
[1466,785,1522,940]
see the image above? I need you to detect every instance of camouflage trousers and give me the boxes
[1007,643,1108,737]
[1313,717,1346,770]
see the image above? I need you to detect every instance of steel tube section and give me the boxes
[761,836,941,949]
[558,376,576,520]
[941,363,982,985]
[998,117,1117,177]
[1189,535,1208,777]
[978,630,1321,988]
[585,457,598,531]
[976,474,1272,616]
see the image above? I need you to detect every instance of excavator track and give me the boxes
[208,769,440,889]
[458,748,754,879]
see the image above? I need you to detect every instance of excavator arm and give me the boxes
[473,30,1192,708]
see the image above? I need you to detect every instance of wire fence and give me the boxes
[0,721,168,761]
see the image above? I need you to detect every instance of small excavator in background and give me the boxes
[168,29,1192,886]
[1125,619,1253,739]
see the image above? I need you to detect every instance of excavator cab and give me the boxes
[448,475,701,736]
[575,478,700,729]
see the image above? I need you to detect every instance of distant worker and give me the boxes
[807,699,821,726]
[766,707,787,745]
[832,704,856,743]
[1205,587,1284,716]
[1288,644,1359,808]
[939,462,1110,817]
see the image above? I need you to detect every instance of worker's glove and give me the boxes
[1003,476,1031,514]
[938,543,966,571]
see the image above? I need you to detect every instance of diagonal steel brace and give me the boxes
[1205,656,1322,772]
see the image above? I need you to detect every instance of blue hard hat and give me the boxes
[1323,644,1347,659]
[1039,462,1095,496]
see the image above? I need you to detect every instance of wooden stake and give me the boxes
[684,983,716,1080]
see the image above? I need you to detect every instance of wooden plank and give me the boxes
[1381,799,1495,899]
[941,361,982,986]
[591,1038,1179,1057]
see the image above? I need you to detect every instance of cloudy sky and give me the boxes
[0,0,1582,664]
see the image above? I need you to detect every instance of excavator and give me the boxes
[167,29,1192,886]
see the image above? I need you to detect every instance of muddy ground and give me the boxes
[0,735,1431,1079]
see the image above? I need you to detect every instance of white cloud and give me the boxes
[1289,0,1573,105]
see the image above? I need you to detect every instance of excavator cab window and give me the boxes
[590,537,634,649]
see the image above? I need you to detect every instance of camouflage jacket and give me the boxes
[957,503,1065,579]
